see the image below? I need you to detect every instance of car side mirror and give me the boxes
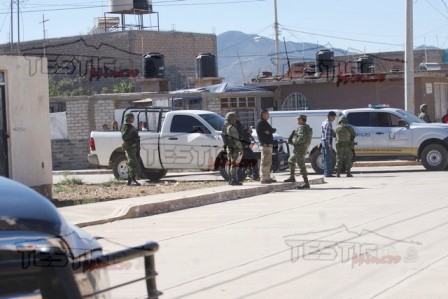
[192,126,210,134]
[398,120,408,127]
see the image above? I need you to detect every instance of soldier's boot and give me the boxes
[297,175,310,189]
[230,174,243,186]
[284,169,296,182]
[336,169,341,177]
[346,169,353,177]
[130,176,141,186]
[127,177,132,186]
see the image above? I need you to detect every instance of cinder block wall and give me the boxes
[50,93,156,170]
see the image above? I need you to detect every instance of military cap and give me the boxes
[124,113,135,122]
[338,116,347,123]
[297,114,307,121]
[225,112,237,121]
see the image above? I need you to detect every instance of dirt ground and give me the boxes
[52,180,228,207]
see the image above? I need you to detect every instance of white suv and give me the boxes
[340,107,448,171]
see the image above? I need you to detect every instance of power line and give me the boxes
[0,0,266,14]
[280,25,403,47]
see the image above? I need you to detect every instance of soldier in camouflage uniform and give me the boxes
[284,114,313,189]
[121,113,141,186]
[418,104,431,123]
[224,112,243,185]
[335,116,356,178]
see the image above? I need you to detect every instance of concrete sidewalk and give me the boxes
[58,174,324,228]
[56,160,421,228]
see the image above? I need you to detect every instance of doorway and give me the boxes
[434,83,448,122]
[0,72,8,177]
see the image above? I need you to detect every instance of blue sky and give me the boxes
[1,0,448,53]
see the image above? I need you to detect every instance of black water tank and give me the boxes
[143,53,165,78]
[357,55,374,74]
[134,0,149,10]
[196,53,217,78]
[315,49,334,72]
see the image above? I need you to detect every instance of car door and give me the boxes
[160,114,222,169]
[371,112,412,157]
[345,112,374,157]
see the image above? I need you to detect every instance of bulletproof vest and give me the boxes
[221,122,230,146]
[121,124,139,144]
[336,125,351,142]
[304,125,313,147]
[226,124,239,150]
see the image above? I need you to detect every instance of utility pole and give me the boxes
[39,15,49,57]
[17,0,20,53]
[274,0,280,77]
[405,0,415,114]
[10,0,13,52]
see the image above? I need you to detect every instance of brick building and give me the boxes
[0,30,217,92]
[250,48,448,121]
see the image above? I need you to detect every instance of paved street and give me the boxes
[82,165,448,299]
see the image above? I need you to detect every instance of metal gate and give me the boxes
[434,83,448,122]
[0,72,8,177]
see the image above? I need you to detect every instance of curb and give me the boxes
[53,161,420,177]
[75,177,325,227]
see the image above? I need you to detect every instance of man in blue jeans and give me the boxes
[321,111,337,177]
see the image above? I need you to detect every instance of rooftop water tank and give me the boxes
[195,53,217,78]
[315,49,334,73]
[419,62,441,71]
[109,0,150,13]
[356,55,374,74]
[143,53,165,78]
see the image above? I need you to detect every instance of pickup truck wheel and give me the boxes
[143,169,168,182]
[310,150,336,174]
[112,154,129,180]
[421,144,448,171]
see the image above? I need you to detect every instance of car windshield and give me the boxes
[199,113,225,131]
[395,109,426,124]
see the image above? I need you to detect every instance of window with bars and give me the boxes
[282,92,310,110]
[220,97,257,127]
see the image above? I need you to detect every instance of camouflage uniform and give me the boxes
[224,112,243,185]
[418,104,431,123]
[121,113,141,186]
[284,114,313,189]
[335,116,356,177]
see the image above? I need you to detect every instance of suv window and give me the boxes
[373,112,391,127]
[347,112,370,126]
[170,115,205,133]
[348,111,403,127]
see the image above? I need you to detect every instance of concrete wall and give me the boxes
[0,56,52,197]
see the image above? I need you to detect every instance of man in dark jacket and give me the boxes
[255,109,277,184]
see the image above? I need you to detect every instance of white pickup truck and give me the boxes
[88,107,225,180]
[88,107,289,180]
[269,106,448,173]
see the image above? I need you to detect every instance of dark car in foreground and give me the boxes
[0,177,161,299]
